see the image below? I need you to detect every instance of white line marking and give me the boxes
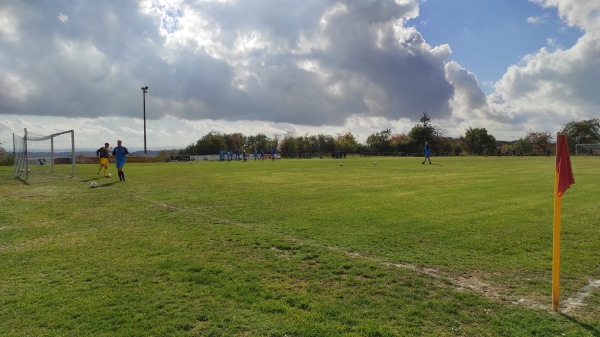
[114,187,595,314]
[563,279,600,314]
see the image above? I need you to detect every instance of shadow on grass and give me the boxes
[97,181,121,188]
[560,314,600,337]
[16,177,30,185]
[80,177,120,188]
[80,176,110,183]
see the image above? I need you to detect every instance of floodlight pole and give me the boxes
[141,86,148,158]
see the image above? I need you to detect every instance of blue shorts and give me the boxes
[116,160,126,168]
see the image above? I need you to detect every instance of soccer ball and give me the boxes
[374,162,378,165]
[107,173,112,178]
[90,182,97,188]
[339,162,343,166]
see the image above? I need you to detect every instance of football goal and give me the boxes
[13,128,76,180]
[575,143,600,156]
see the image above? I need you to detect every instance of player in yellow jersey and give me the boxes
[96,142,111,177]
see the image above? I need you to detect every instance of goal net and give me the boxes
[13,128,76,180]
[575,144,600,156]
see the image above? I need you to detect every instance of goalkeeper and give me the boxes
[96,142,111,177]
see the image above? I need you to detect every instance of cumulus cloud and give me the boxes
[1,0,599,147]
[487,0,600,132]
[445,61,487,118]
[526,14,549,25]
[0,0,454,126]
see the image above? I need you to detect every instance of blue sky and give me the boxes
[0,0,598,150]
[414,0,582,92]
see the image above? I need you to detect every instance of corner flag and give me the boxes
[555,134,575,197]
[552,133,575,312]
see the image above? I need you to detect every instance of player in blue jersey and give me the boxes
[112,139,129,181]
[422,142,432,165]
[269,148,275,161]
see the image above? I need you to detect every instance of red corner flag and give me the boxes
[555,134,575,197]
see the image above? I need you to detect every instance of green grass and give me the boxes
[1,156,599,336]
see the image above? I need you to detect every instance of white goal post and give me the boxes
[13,128,76,179]
[575,144,600,156]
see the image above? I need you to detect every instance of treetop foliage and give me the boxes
[178,118,598,156]
[561,118,600,153]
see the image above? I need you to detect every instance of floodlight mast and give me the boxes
[141,86,148,158]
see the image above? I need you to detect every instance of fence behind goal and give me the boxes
[13,128,76,179]
[575,144,600,156]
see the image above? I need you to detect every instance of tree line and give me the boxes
[174,116,600,156]
[0,117,597,163]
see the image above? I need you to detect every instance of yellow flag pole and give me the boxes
[552,156,562,312]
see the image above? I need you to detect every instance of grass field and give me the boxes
[1,156,599,336]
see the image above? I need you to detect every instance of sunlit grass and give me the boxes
[0,156,598,336]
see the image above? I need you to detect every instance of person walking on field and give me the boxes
[422,142,432,165]
[96,142,111,177]
[112,140,129,181]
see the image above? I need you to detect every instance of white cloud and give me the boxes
[0,0,599,148]
[57,13,68,23]
[531,0,600,35]
[0,7,20,42]
[526,12,551,25]
[489,0,600,133]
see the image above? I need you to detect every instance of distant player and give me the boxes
[112,140,129,181]
[422,142,431,165]
[96,142,111,177]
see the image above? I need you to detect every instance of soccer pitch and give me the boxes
[1,156,599,336]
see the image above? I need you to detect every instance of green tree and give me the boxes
[406,112,449,154]
[420,112,431,126]
[267,134,280,152]
[366,129,393,152]
[225,133,246,151]
[205,132,227,154]
[407,124,435,151]
[279,131,298,156]
[560,118,600,153]
[512,138,533,155]
[181,131,226,155]
[335,131,359,153]
[316,134,335,155]
[302,135,320,154]
[460,127,497,155]
[524,130,552,153]
[247,133,270,153]
[0,141,10,165]
[296,135,321,154]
